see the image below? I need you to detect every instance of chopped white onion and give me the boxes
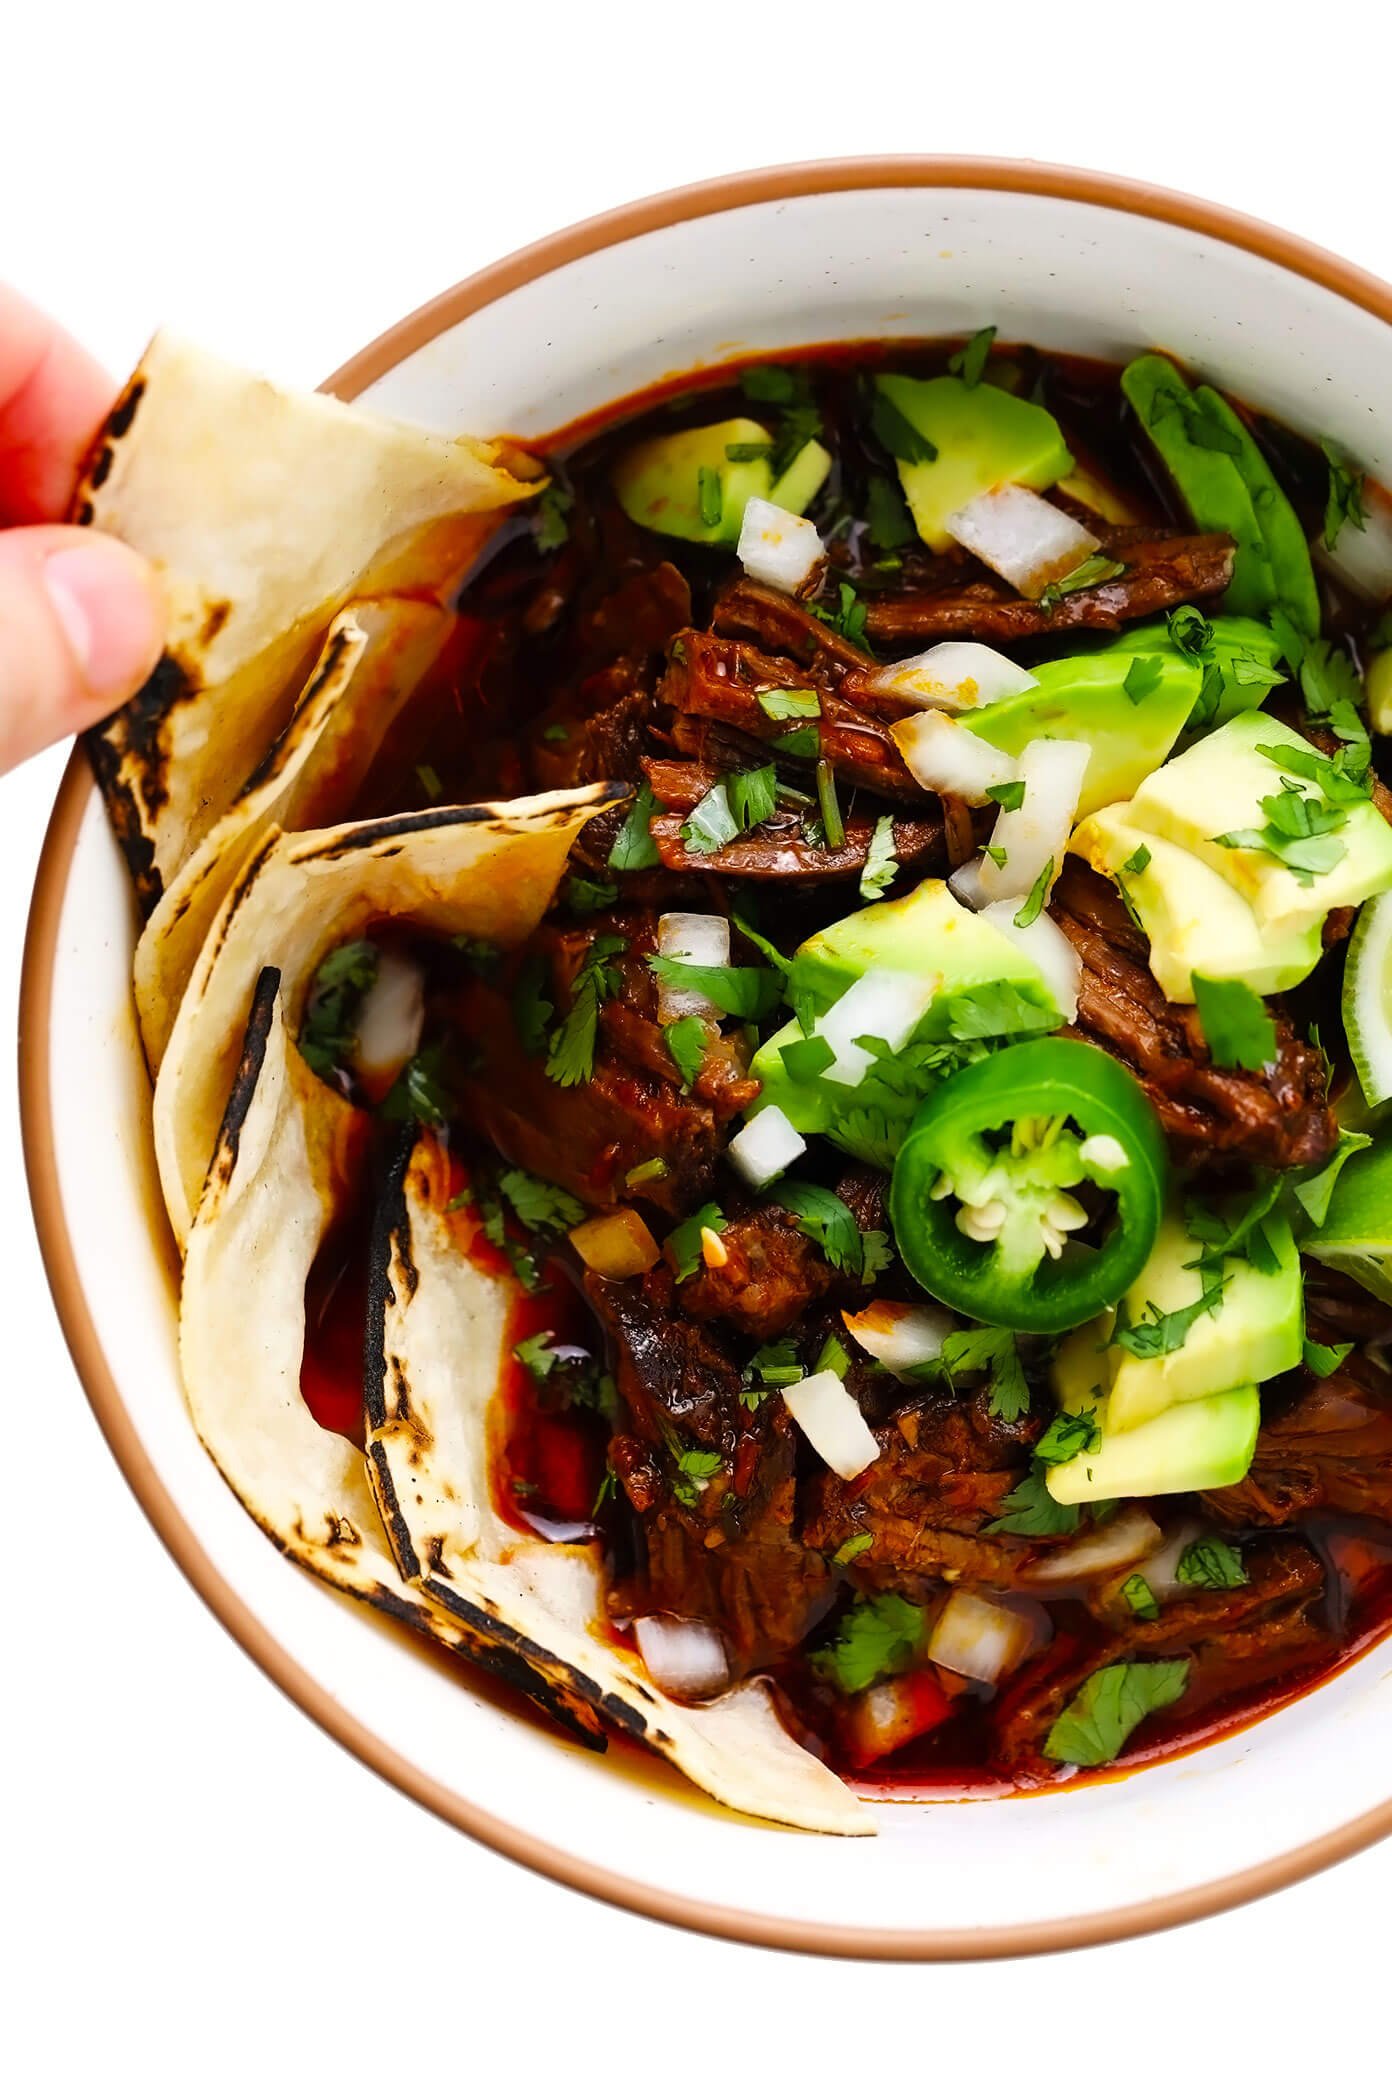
[864,641,1037,714]
[842,1300,955,1377]
[978,901,1080,1024]
[657,911,729,1021]
[946,484,1100,599]
[1314,478,1392,600]
[928,1590,1035,1685]
[1026,1504,1163,1585]
[737,497,825,594]
[889,709,1020,805]
[977,736,1091,905]
[350,948,425,1088]
[727,1105,807,1188]
[781,1370,880,1480]
[816,967,939,1087]
[632,1615,730,1700]
[948,855,989,911]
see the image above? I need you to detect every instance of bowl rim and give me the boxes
[20,154,1392,1962]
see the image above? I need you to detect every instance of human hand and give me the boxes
[0,287,164,773]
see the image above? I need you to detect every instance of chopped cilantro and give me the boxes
[545,934,625,1089]
[1114,1283,1226,1359]
[1167,606,1214,657]
[1176,1537,1247,1590]
[1121,1574,1160,1621]
[945,979,1057,1041]
[380,1041,453,1127]
[664,1013,709,1089]
[1036,1406,1102,1466]
[929,1326,1031,1423]
[299,939,379,1079]
[1123,655,1165,706]
[740,364,800,405]
[757,687,821,722]
[563,874,619,917]
[809,579,869,649]
[727,763,779,831]
[772,1180,883,1281]
[1121,843,1152,876]
[534,481,573,553]
[814,1331,852,1380]
[541,722,570,743]
[697,465,723,528]
[1043,1660,1190,1765]
[625,1156,670,1189]
[740,1336,803,1408]
[724,439,775,463]
[646,955,782,1020]
[811,1592,927,1695]
[680,781,740,855]
[986,779,1025,811]
[1183,1179,1283,1284]
[672,1445,723,1507]
[865,472,914,550]
[730,905,791,976]
[1214,780,1348,886]
[511,953,554,1056]
[498,1168,584,1234]
[1037,553,1125,608]
[771,725,822,759]
[1304,1336,1354,1378]
[607,782,661,871]
[987,1468,1080,1537]
[859,814,899,901]
[1255,738,1372,807]
[815,758,845,849]
[665,1203,727,1282]
[1013,859,1054,929]
[947,325,997,388]
[416,762,443,799]
[1321,436,1367,550]
[832,1531,875,1567]
[513,1331,561,1380]
[1192,973,1278,1072]
[1292,1127,1372,1227]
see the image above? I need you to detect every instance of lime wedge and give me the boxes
[1304,1140,1392,1307]
[1344,889,1392,1110]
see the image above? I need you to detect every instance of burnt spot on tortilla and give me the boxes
[84,650,202,913]
[200,830,279,973]
[424,1534,452,1580]
[199,600,232,647]
[323,1512,361,1548]
[200,967,281,1205]
[73,498,94,526]
[301,782,626,862]
[70,374,146,511]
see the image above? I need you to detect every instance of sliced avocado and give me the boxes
[750,881,1062,1163]
[1052,1203,1303,1434]
[1121,355,1275,618]
[612,417,807,544]
[1126,710,1392,935]
[873,374,1073,551]
[1045,1384,1261,1504]
[1069,804,1323,998]
[964,651,1199,817]
[1303,1137,1392,1307]
[1102,615,1286,731]
[769,438,832,515]
[1190,385,1319,639]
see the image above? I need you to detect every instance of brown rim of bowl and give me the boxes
[20,155,1392,1963]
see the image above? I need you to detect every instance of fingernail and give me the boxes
[43,540,163,704]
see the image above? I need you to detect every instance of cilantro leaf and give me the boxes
[730,906,792,977]
[986,779,1026,811]
[859,814,899,902]
[680,781,740,854]
[1121,844,1152,876]
[810,1592,927,1696]
[740,1335,803,1409]
[1192,973,1278,1071]
[697,465,722,528]
[1037,553,1125,608]
[1175,1537,1247,1590]
[771,1180,874,1279]
[380,1042,453,1127]
[1167,606,1214,657]
[1214,779,1348,885]
[809,578,869,648]
[933,1326,1031,1423]
[513,1331,561,1380]
[671,1444,723,1507]
[607,782,661,871]
[511,953,554,1056]
[665,1203,727,1283]
[563,874,619,917]
[1121,1574,1160,1621]
[646,955,782,1020]
[1292,1127,1371,1226]
[1013,858,1053,929]
[664,1013,708,1089]
[544,934,626,1089]
[1114,1283,1227,1359]
[869,382,937,464]
[780,1033,835,1082]
[1123,655,1165,705]
[1321,436,1368,550]
[534,481,573,552]
[1036,1407,1101,1466]
[865,472,914,550]
[832,1531,875,1567]
[727,763,779,831]
[756,687,821,722]
[498,1168,584,1234]
[1303,1336,1354,1377]
[986,1469,1079,1537]
[945,980,1057,1040]
[299,938,379,1079]
[947,325,997,388]
[771,724,822,759]
[1254,738,1371,807]
[740,363,800,405]
[1043,1660,1190,1765]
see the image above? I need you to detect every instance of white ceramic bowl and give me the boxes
[23,158,1392,1959]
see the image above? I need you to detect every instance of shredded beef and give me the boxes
[676,1206,835,1341]
[1204,1354,1392,1526]
[588,1272,832,1674]
[1050,857,1336,1171]
[858,525,1235,646]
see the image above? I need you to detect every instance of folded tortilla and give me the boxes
[78,332,535,911]
[180,969,606,1745]
[134,597,452,1072]
[155,786,617,1250]
[363,1134,870,1835]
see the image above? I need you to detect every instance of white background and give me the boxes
[3,2,1387,2077]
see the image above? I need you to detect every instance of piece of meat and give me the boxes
[711,576,879,676]
[588,1273,832,1675]
[1050,858,1337,1172]
[1204,1353,1392,1526]
[529,562,692,791]
[993,1536,1328,1768]
[597,999,759,1123]
[859,526,1235,646]
[659,629,936,804]
[802,1384,1052,1592]
[648,806,943,883]
[676,1205,835,1341]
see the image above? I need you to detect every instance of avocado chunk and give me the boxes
[1190,384,1320,639]
[964,649,1199,817]
[1121,355,1275,619]
[1069,804,1323,998]
[1051,1202,1303,1434]
[750,881,1062,1165]
[611,418,830,545]
[1125,710,1392,935]
[1102,614,1286,733]
[1045,1384,1260,1504]
[872,374,1073,551]
[1303,1136,1392,1307]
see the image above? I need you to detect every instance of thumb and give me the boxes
[0,524,164,774]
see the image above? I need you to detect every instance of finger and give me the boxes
[0,524,164,772]
[0,286,115,526]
